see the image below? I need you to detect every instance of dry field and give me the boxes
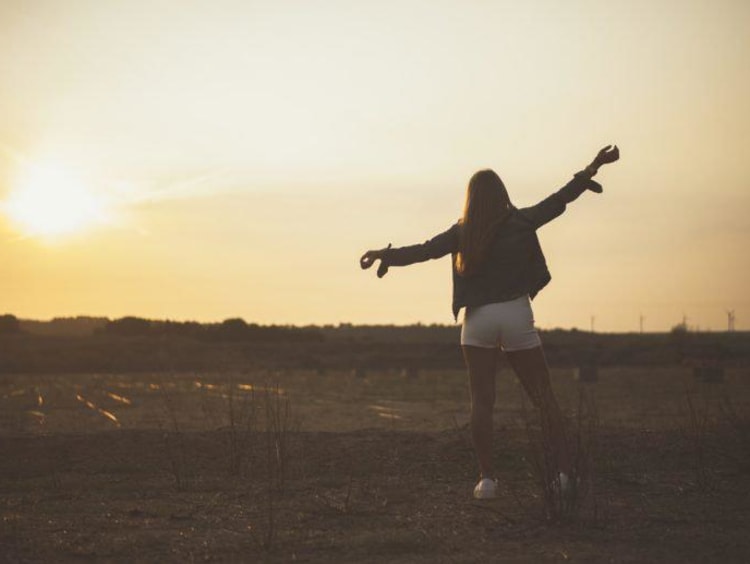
[1,365,749,563]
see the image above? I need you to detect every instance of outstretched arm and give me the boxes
[520,145,620,228]
[360,223,459,278]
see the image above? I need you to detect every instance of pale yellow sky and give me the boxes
[1,0,748,331]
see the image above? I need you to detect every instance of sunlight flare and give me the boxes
[4,160,111,238]
[105,391,132,405]
[76,393,121,427]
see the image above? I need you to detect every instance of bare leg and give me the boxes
[505,346,571,475]
[462,345,498,479]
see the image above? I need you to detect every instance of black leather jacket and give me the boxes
[383,172,603,320]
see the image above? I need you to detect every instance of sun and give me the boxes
[4,160,111,238]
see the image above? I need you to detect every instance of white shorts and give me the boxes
[460,295,542,351]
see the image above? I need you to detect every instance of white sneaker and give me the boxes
[558,472,570,495]
[473,478,498,500]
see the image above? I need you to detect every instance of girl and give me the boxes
[359,145,620,499]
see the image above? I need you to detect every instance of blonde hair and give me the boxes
[455,169,512,277]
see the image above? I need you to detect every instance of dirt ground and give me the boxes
[1,366,749,563]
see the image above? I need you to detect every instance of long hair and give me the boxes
[455,169,512,277]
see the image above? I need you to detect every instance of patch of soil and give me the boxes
[1,426,749,563]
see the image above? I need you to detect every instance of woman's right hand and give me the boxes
[359,244,392,278]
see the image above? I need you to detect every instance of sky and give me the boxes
[0,0,748,332]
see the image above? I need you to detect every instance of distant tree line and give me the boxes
[2,314,749,374]
[100,316,325,342]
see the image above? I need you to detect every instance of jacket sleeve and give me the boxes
[384,222,460,267]
[519,173,603,229]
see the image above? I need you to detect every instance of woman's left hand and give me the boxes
[593,145,620,167]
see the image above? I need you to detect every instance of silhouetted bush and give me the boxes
[22,316,109,337]
[105,316,152,336]
[0,314,21,334]
[198,320,325,343]
[216,318,250,341]
[154,320,205,339]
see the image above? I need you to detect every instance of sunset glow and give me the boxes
[4,160,110,238]
[0,1,748,331]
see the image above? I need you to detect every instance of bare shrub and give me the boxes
[198,379,221,429]
[225,374,258,478]
[254,380,295,551]
[719,393,750,474]
[683,385,714,491]
[158,380,190,491]
[521,384,602,524]
[263,382,293,493]
[571,385,607,526]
